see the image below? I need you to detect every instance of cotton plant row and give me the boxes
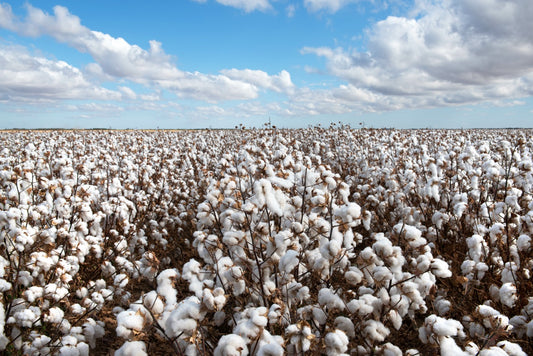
[0,128,531,355]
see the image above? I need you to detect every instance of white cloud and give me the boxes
[286,4,296,17]
[0,3,293,102]
[304,0,357,13]
[220,69,295,94]
[0,44,121,102]
[215,0,272,12]
[191,0,272,12]
[303,0,533,110]
[119,86,137,100]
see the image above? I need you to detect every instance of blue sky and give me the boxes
[0,0,532,129]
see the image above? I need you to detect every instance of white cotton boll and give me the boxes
[116,310,145,339]
[499,283,517,308]
[115,341,148,356]
[362,320,390,342]
[334,203,361,223]
[379,343,402,356]
[461,260,476,277]
[372,266,393,283]
[143,291,165,315]
[466,235,487,262]
[496,341,527,356]
[435,297,452,315]
[164,296,203,339]
[114,274,129,289]
[268,304,282,325]
[516,235,531,252]
[334,316,355,338]
[453,202,467,218]
[24,286,44,303]
[83,318,105,348]
[373,235,394,257]
[419,315,465,345]
[156,269,179,306]
[345,267,364,285]
[476,305,509,329]
[71,304,86,315]
[439,337,470,356]
[44,307,64,324]
[478,347,512,356]
[387,309,403,330]
[311,307,327,325]
[509,316,528,337]
[214,334,248,356]
[318,288,345,311]
[251,307,268,328]
[525,320,533,337]
[202,288,227,311]
[431,259,452,278]
[14,307,41,328]
[296,286,310,302]
[58,345,80,356]
[279,250,299,274]
[501,262,518,284]
[395,224,427,248]
[324,329,349,354]
[256,343,284,356]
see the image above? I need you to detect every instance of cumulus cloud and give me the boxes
[220,69,295,94]
[0,3,291,102]
[304,0,357,13]
[0,44,121,102]
[303,0,533,109]
[191,0,272,12]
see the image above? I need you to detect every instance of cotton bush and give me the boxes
[0,128,531,354]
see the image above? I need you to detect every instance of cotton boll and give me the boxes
[143,291,165,315]
[387,309,403,330]
[44,307,64,324]
[24,286,44,303]
[279,250,299,274]
[362,320,390,342]
[431,259,452,278]
[256,342,284,356]
[233,307,269,342]
[516,235,531,252]
[526,320,533,337]
[115,341,148,356]
[435,297,452,315]
[214,334,248,356]
[476,305,509,329]
[509,316,528,337]
[438,337,470,356]
[202,288,227,311]
[324,329,349,355]
[164,296,203,339]
[116,310,145,339]
[372,266,393,284]
[156,269,179,306]
[14,307,41,328]
[114,274,129,289]
[379,343,402,356]
[345,267,364,286]
[419,315,464,345]
[496,341,527,356]
[83,318,105,348]
[318,288,345,311]
[334,316,355,338]
[499,283,517,308]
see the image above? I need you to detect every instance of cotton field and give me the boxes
[0,128,532,355]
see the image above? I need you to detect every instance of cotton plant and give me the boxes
[0,129,532,355]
